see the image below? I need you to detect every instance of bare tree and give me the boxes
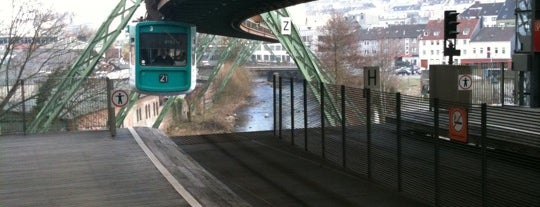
[0,0,75,119]
[316,11,363,86]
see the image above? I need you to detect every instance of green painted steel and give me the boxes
[261,9,341,126]
[28,0,144,133]
[215,40,261,99]
[188,38,240,114]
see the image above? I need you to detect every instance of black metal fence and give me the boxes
[273,76,540,206]
[0,77,114,135]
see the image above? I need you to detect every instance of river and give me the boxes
[234,77,275,132]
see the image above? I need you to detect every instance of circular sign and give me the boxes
[111,90,128,107]
[458,74,472,90]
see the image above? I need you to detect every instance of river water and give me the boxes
[234,77,275,132]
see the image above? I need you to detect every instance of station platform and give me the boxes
[0,128,426,206]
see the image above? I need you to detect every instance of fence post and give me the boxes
[321,82,326,159]
[273,74,277,137]
[500,63,505,107]
[290,77,295,145]
[366,88,372,180]
[279,77,283,139]
[20,79,27,135]
[304,79,308,151]
[341,85,346,168]
[481,103,487,206]
[106,78,116,138]
[434,98,440,207]
[396,92,402,192]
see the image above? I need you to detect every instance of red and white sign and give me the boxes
[458,74,472,91]
[449,107,467,143]
[111,90,128,107]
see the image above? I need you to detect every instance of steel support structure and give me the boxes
[214,40,261,99]
[28,0,143,133]
[262,9,342,126]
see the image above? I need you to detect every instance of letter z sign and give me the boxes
[281,17,291,35]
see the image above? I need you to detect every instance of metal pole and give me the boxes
[396,92,402,192]
[434,98,440,207]
[106,78,116,138]
[304,79,308,151]
[366,88,372,179]
[481,103,487,206]
[279,77,283,139]
[290,77,295,145]
[273,74,277,136]
[321,82,326,159]
[500,63,505,106]
[341,85,346,168]
[21,80,26,135]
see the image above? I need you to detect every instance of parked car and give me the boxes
[395,67,412,75]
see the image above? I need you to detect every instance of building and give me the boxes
[418,18,480,66]
[461,26,515,66]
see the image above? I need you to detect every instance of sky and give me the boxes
[0,0,145,28]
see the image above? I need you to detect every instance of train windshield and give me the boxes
[139,32,188,67]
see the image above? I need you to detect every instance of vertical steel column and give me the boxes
[273,74,277,137]
[279,77,283,139]
[107,78,116,137]
[290,77,295,145]
[366,88,372,179]
[481,103,487,206]
[20,79,26,135]
[321,82,326,159]
[303,79,308,151]
[396,92,402,192]
[341,85,346,168]
[434,98,440,207]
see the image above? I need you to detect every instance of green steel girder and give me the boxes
[28,0,143,133]
[261,9,342,126]
[215,40,261,98]
[188,38,241,113]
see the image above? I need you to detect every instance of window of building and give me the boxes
[463,39,467,45]
[423,50,426,55]
[480,48,483,54]
[431,40,434,45]
[495,47,499,54]
[473,48,476,54]
[502,47,506,54]
[431,50,434,55]
[463,28,470,35]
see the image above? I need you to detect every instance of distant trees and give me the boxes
[0,0,89,121]
[316,12,363,86]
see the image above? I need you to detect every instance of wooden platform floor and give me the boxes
[0,129,189,206]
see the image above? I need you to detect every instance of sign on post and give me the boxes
[364,67,380,89]
[449,107,467,143]
[111,90,128,107]
[281,17,291,35]
[458,74,472,91]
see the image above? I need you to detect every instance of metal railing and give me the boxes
[273,75,540,206]
[0,77,117,135]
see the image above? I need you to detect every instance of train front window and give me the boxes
[139,32,188,67]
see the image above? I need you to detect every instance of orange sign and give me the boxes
[449,107,467,143]
[534,20,540,52]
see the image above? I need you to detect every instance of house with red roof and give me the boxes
[418,18,480,67]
